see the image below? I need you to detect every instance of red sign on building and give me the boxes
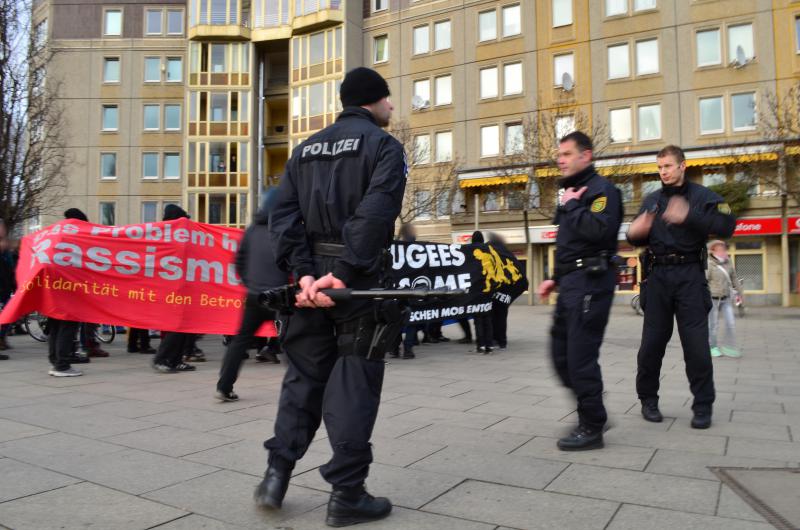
[734,217,800,236]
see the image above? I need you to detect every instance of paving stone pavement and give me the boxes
[0,305,798,530]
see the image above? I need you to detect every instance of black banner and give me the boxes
[387,241,528,324]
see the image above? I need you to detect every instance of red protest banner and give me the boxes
[0,218,276,336]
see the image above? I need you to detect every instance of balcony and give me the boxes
[188,0,251,40]
[292,0,342,33]
[252,0,292,41]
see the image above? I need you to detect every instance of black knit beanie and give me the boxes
[163,204,190,221]
[340,67,390,107]
[64,208,88,222]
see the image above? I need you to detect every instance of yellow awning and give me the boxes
[459,175,529,188]
[684,153,777,166]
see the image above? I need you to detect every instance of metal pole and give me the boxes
[780,145,790,307]
[473,192,479,231]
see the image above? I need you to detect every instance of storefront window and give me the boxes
[791,240,800,295]
[616,251,639,292]
[731,240,764,292]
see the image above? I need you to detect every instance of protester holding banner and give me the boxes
[538,132,623,451]
[489,232,510,350]
[471,231,494,354]
[152,205,198,373]
[216,190,287,402]
[256,67,403,527]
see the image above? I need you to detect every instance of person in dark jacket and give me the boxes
[0,220,15,358]
[256,67,404,527]
[151,205,197,373]
[471,230,494,354]
[627,145,736,430]
[488,232,510,350]
[537,132,623,451]
[216,190,289,401]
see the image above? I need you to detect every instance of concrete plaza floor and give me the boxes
[0,304,798,529]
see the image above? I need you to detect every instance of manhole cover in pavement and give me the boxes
[711,467,800,530]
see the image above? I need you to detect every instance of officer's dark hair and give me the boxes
[559,131,593,153]
[657,145,686,164]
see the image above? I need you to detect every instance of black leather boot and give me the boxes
[325,486,392,527]
[254,465,291,509]
[691,409,712,429]
[641,399,663,423]
[557,425,604,451]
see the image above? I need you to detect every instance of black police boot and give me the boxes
[691,409,712,429]
[557,425,604,451]
[254,465,291,509]
[641,399,663,423]
[325,486,392,527]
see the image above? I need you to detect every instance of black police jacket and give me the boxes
[236,208,289,296]
[553,165,623,266]
[269,107,407,284]
[627,180,736,254]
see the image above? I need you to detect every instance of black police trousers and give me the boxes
[264,305,385,489]
[550,269,615,430]
[217,294,276,394]
[636,264,715,412]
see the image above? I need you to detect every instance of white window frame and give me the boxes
[635,38,659,76]
[103,56,121,83]
[141,201,159,223]
[142,152,160,179]
[373,34,389,63]
[502,4,521,37]
[413,25,430,55]
[504,122,523,155]
[164,104,181,131]
[145,8,163,35]
[607,43,630,79]
[480,124,500,157]
[166,9,184,35]
[413,79,431,109]
[553,52,574,87]
[727,23,755,64]
[503,62,523,96]
[731,92,757,132]
[696,27,722,67]
[413,135,431,165]
[163,153,181,179]
[699,96,724,135]
[609,107,632,143]
[434,20,451,51]
[104,9,123,37]
[166,57,183,82]
[605,0,627,17]
[372,0,387,13]
[552,0,572,28]
[100,152,117,179]
[478,10,497,42]
[144,57,162,83]
[143,104,161,131]
[479,66,498,99]
[435,131,453,162]
[99,201,116,226]
[434,75,452,106]
[102,104,119,131]
[634,0,656,12]
[637,103,661,141]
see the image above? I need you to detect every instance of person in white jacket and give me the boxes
[706,240,742,358]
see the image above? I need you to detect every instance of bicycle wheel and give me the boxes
[25,313,49,342]
[95,325,116,344]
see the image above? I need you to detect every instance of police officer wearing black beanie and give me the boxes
[256,67,405,527]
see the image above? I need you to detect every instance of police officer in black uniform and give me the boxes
[538,131,622,451]
[627,145,735,429]
[256,67,406,528]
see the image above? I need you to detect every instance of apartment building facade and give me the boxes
[35,0,800,304]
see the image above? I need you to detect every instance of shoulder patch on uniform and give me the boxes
[717,202,731,214]
[590,196,607,213]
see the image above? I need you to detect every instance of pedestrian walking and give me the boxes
[627,145,736,429]
[706,240,742,358]
[537,131,623,451]
[471,231,494,354]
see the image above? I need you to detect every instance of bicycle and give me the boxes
[23,313,117,344]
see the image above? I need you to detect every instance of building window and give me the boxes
[435,131,452,162]
[210,93,228,121]
[555,115,575,140]
[699,96,724,134]
[144,57,161,82]
[479,10,496,42]
[434,20,451,50]
[309,32,325,64]
[638,103,661,140]
[413,25,429,55]
[434,75,452,106]
[636,39,659,75]
[502,4,521,37]
[634,0,656,11]
[505,122,523,155]
[606,0,626,16]
[481,125,499,157]
[142,201,158,223]
[609,107,632,143]
[100,153,117,179]
[696,28,721,67]
[552,0,572,27]
[413,135,430,164]
[732,92,756,131]
[796,16,800,53]
[99,202,116,225]
[373,35,388,63]
[102,105,118,131]
[480,66,498,99]
[164,153,181,179]
[415,190,432,220]
[166,57,182,82]
[143,153,159,178]
[553,53,574,87]
[103,57,120,83]
[503,62,523,95]
[164,104,181,130]
[167,10,184,34]
[146,9,162,34]
[373,0,386,12]
[104,10,122,36]
[413,79,430,108]
[728,23,754,64]
[607,43,629,79]
[436,193,450,218]
[702,167,726,187]
[210,44,226,72]
[143,104,160,130]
